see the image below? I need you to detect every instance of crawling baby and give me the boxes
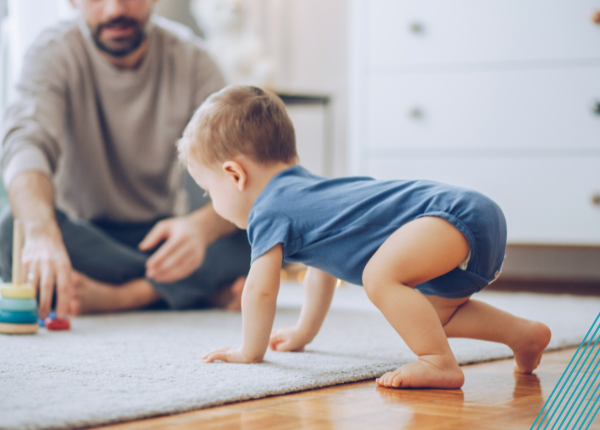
[178,85,551,389]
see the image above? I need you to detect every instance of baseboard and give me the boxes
[489,279,600,296]
[501,245,600,283]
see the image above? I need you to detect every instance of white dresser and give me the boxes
[349,0,600,245]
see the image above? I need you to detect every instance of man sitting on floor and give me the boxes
[0,0,251,320]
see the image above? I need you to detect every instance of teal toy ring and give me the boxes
[0,298,37,312]
[0,310,38,324]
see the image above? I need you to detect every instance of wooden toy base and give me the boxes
[0,322,38,334]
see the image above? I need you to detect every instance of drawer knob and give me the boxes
[592,194,600,206]
[593,11,600,24]
[409,22,424,33]
[593,102,600,115]
[409,107,423,119]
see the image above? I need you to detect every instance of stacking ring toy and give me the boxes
[1,284,36,299]
[0,221,40,336]
[0,310,38,324]
[0,322,38,334]
[0,298,37,312]
[45,318,71,331]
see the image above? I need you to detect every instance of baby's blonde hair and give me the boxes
[178,85,297,166]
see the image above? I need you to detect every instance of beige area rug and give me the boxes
[0,283,597,430]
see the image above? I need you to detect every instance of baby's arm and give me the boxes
[270,267,337,352]
[203,244,283,363]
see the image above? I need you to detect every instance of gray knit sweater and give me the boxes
[1,15,224,222]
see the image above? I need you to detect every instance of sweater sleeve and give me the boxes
[1,29,69,188]
[191,43,226,110]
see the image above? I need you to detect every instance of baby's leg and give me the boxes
[428,296,551,374]
[363,217,470,389]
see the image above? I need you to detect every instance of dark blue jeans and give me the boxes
[0,207,251,310]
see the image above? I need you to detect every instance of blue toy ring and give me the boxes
[0,310,38,324]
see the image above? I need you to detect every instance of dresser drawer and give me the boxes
[366,0,600,68]
[367,157,600,245]
[365,67,600,151]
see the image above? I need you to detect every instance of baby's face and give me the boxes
[188,159,249,229]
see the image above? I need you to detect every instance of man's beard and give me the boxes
[92,16,147,58]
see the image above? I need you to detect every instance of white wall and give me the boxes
[277,0,348,177]
[157,0,349,177]
[1,0,75,116]
[251,0,349,177]
[0,0,9,116]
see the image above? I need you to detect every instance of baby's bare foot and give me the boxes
[376,354,464,389]
[512,321,551,374]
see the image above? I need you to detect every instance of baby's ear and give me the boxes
[222,161,247,191]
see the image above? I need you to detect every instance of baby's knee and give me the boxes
[362,262,391,304]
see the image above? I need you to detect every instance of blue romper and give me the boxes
[247,166,507,299]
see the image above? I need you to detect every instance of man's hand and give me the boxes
[202,346,261,363]
[139,203,237,283]
[269,327,310,352]
[8,172,72,320]
[139,215,208,283]
[22,230,72,320]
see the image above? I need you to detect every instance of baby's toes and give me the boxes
[391,372,404,388]
[384,372,397,387]
[377,372,390,386]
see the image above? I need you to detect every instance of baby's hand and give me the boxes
[269,327,309,352]
[203,347,260,363]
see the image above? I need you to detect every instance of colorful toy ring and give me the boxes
[0,310,38,324]
[45,317,71,331]
[1,284,36,299]
[0,298,37,312]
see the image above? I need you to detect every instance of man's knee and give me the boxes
[0,206,14,281]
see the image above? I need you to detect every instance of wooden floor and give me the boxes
[93,347,599,430]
